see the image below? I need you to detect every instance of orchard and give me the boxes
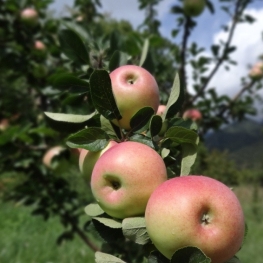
[1,0,263,263]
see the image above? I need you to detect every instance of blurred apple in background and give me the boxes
[90,141,167,219]
[145,175,245,263]
[110,65,160,130]
[183,108,202,122]
[20,8,38,27]
[42,146,65,168]
[183,0,206,17]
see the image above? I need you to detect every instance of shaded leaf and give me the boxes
[58,29,89,64]
[150,115,163,137]
[225,256,241,263]
[171,246,211,263]
[90,70,122,121]
[66,127,109,151]
[130,107,154,131]
[109,51,130,72]
[129,134,154,148]
[122,217,150,245]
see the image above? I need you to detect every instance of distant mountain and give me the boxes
[204,118,263,168]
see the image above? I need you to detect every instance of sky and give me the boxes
[49,0,263,120]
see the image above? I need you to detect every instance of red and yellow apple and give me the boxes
[110,65,160,130]
[183,0,206,17]
[42,146,65,168]
[79,140,118,180]
[156,104,166,116]
[90,141,167,219]
[20,8,38,27]
[183,108,202,122]
[145,175,245,263]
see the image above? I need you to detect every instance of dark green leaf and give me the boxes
[58,29,89,64]
[90,70,122,121]
[148,251,170,263]
[109,51,130,72]
[130,107,154,131]
[170,246,211,263]
[129,134,154,148]
[150,115,163,137]
[66,127,109,151]
[122,217,150,245]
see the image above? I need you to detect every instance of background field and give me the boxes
[0,185,262,263]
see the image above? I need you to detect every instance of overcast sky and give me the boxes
[49,0,263,119]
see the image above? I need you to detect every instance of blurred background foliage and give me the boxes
[0,0,263,262]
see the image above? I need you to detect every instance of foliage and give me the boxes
[1,0,263,262]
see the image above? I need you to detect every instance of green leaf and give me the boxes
[130,107,154,131]
[164,126,199,146]
[49,73,89,92]
[148,251,170,263]
[95,252,126,263]
[44,112,97,133]
[163,72,184,119]
[58,29,89,64]
[129,134,154,148]
[122,217,150,245]
[170,246,211,263]
[66,127,109,151]
[150,115,163,137]
[224,256,241,263]
[100,115,120,139]
[139,38,149,67]
[90,70,122,121]
[84,203,105,217]
[109,51,130,72]
[93,217,122,229]
[180,143,198,176]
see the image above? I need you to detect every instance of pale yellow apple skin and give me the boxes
[110,65,160,130]
[145,175,245,263]
[90,141,167,219]
[79,141,118,180]
[42,146,65,168]
[183,0,206,17]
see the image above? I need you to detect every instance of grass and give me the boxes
[0,185,262,263]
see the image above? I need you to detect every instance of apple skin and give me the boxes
[110,65,160,130]
[249,62,263,80]
[20,8,38,27]
[79,141,118,180]
[90,141,167,219]
[156,104,166,116]
[42,146,65,168]
[183,0,206,17]
[145,175,245,263]
[34,40,46,51]
[183,108,202,122]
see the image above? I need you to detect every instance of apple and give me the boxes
[34,40,46,51]
[145,175,245,263]
[0,118,9,131]
[249,62,263,80]
[79,140,118,180]
[156,104,166,116]
[183,0,206,17]
[42,146,65,168]
[20,8,38,27]
[110,65,160,130]
[183,108,202,122]
[90,141,167,219]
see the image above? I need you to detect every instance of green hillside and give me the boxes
[204,119,263,168]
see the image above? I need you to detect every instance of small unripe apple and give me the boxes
[79,141,118,180]
[20,8,38,27]
[91,141,167,219]
[183,0,206,17]
[110,65,160,130]
[42,146,65,168]
[183,108,202,122]
[156,104,166,116]
[249,62,263,80]
[34,40,46,51]
[145,175,245,263]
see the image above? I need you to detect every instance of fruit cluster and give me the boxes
[76,65,245,263]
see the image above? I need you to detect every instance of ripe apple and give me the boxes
[183,108,202,122]
[79,140,118,180]
[110,65,160,130]
[183,0,206,17]
[20,8,38,27]
[145,175,245,263]
[156,104,166,116]
[90,141,167,219]
[42,146,65,168]
[34,40,46,51]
